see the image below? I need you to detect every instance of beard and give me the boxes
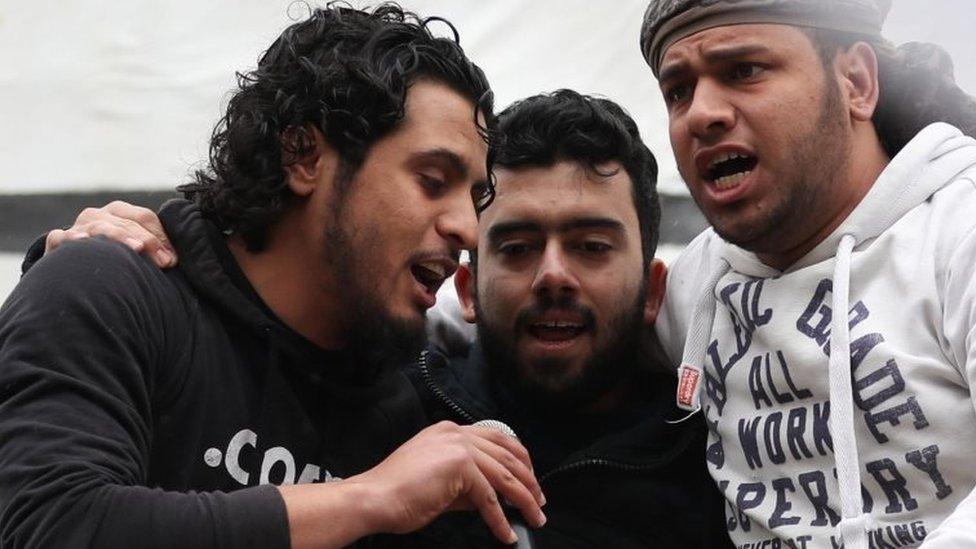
[476,284,650,412]
[323,203,426,382]
[706,72,851,254]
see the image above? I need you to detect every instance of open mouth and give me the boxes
[410,259,455,295]
[705,153,758,190]
[527,320,587,343]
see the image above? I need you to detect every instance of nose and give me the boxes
[531,242,580,298]
[435,192,479,251]
[685,78,735,141]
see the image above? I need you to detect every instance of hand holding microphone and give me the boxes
[472,420,540,548]
[344,420,546,545]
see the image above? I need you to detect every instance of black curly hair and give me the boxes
[486,89,661,265]
[178,2,496,251]
[803,28,976,157]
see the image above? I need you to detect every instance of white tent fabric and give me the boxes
[1,0,973,197]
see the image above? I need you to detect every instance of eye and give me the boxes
[663,82,692,106]
[729,63,764,81]
[419,173,446,196]
[576,241,612,254]
[498,241,534,257]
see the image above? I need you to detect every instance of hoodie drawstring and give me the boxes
[672,259,730,419]
[830,234,869,549]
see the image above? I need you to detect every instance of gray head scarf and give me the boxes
[640,0,893,77]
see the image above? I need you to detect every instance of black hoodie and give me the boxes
[0,199,428,548]
[405,346,733,548]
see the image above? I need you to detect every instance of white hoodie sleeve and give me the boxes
[921,211,976,546]
[656,231,716,368]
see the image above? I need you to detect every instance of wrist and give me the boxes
[277,480,381,549]
[342,473,394,536]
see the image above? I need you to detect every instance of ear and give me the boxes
[282,125,330,197]
[643,258,668,325]
[836,42,880,122]
[454,262,478,324]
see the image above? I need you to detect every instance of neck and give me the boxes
[758,125,890,270]
[227,210,346,349]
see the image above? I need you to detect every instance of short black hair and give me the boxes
[803,28,976,157]
[487,89,660,264]
[179,2,496,251]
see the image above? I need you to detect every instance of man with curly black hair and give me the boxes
[0,4,546,548]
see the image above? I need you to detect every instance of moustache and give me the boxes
[513,295,596,333]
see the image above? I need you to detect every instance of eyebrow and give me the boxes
[659,43,771,83]
[486,217,625,246]
[412,148,474,182]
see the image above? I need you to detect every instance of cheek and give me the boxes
[479,272,528,313]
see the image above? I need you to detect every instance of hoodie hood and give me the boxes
[723,123,976,277]
[158,199,273,335]
[157,198,393,388]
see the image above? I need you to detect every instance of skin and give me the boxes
[456,161,666,410]
[657,24,890,270]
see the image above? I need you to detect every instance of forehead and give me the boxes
[382,79,488,175]
[480,161,639,231]
[660,23,815,71]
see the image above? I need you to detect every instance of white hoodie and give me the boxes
[657,123,976,548]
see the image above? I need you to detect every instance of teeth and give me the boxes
[708,152,748,170]
[416,261,446,279]
[714,170,751,189]
[533,321,582,328]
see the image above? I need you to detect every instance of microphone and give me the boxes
[472,419,537,549]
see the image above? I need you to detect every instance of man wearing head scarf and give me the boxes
[642,1,976,547]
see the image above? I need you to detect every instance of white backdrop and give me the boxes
[1,1,975,300]
[1,0,974,197]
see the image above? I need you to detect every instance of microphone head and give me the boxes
[472,419,517,439]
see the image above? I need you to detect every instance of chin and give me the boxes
[522,359,584,391]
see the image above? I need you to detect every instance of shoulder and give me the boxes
[19,237,171,293]
[3,237,191,339]
[656,230,722,364]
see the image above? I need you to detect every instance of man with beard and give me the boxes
[641,0,976,547]
[407,90,729,547]
[0,5,546,548]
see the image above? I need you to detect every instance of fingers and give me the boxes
[464,426,544,504]
[59,202,177,268]
[463,460,519,545]
[44,229,90,254]
[468,441,546,530]
[103,201,171,250]
[466,426,537,473]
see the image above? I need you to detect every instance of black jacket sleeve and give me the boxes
[0,239,290,549]
[19,233,46,277]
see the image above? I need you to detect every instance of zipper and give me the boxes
[417,350,680,485]
[416,350,478,424]
[540,458,661,485]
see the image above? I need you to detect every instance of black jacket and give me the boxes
[405,346,732,548]
[0,199,428,548]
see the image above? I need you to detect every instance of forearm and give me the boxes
[1,484,289,549]
[279,480,386,549]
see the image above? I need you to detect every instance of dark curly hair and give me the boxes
[487,89,661,265]
[178,2,496,251]
[804,28,976,157]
